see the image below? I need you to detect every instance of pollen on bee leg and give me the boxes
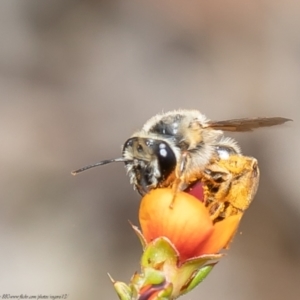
[207,202,225,221]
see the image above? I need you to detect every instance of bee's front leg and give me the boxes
[169,151,191,208]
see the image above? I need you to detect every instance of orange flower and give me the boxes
[139,188,241,262]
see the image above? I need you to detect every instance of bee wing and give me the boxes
[206,117,292,132]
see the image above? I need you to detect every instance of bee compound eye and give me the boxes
[156,142,176,179]
[159,143,168,157]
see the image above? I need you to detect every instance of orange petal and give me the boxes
[139,189,213,261]
[196,214,242,255]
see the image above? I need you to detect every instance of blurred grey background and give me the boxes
[0,1,299,299]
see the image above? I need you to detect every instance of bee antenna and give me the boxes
[71,157,127,175]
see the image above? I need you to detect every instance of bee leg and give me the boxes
[170,151,190,208]
[208,201,225,221]
[223,204,244,219]
[202,164,233,220]
[202,165,232,201]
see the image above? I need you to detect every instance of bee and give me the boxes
[72,109,290,199]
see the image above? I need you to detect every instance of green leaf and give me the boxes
[179,264,216,296]
[113,281,132,300]
[130,222,147,250]
[143,268,166,285]
[141,237,179,269]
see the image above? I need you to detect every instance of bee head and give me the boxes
[123,137,177,195]
[72,137,177,195]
